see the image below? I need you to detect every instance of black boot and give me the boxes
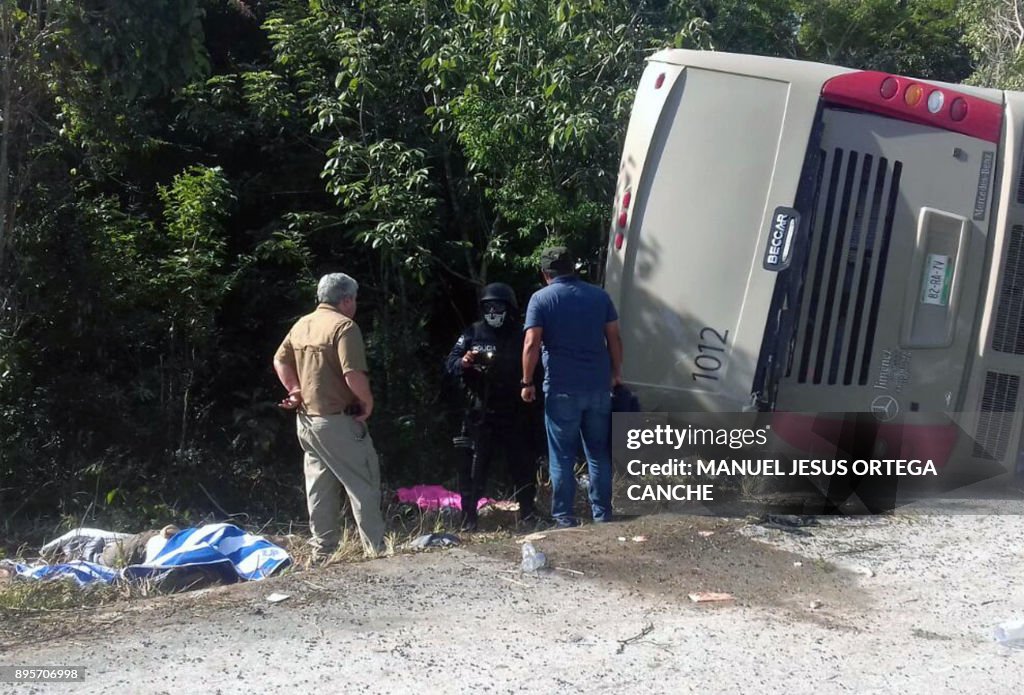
[460,505,479,532]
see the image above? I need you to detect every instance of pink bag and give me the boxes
[396,484,494,512]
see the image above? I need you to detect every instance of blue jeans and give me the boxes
[544,390,613,522]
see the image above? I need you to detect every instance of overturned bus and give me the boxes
[604,49,1024,475]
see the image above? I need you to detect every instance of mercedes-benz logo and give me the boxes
[870,395,899,421]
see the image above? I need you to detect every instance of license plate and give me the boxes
[921,254,952,306]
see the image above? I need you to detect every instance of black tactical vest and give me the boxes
[463,320,523,408]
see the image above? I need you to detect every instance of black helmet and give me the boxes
[479,282,518,311]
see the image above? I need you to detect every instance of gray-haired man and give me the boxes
[273,273,386,558]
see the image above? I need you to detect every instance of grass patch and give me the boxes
[0,578,118,612]
[0,568,172,613]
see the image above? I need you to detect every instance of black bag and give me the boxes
[611,384,641,412]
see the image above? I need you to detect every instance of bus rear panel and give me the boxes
[604,50,1023,474]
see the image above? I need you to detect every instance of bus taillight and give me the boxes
[880,77,898,99]
[904,83,924,107]
[822,71,1002,143]
[613,189,631,251]
[951,98,968,122]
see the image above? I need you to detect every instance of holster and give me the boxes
[452,416,476,451]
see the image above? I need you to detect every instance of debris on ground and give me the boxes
[515,533,548,544]
[520,542,547,572]
[266,593,291,604]
[406,533,461,551]
[490,500,520,512]
[809,600,823,610]
[553,567,584,576]
[839,563,876,578]
[688,591,734,603]
[994,619,1024,648]
[631,535,649,543]
[757,514,820,536]
[911,628,952,641]
[698,531,715,538]
[615,622,654,654]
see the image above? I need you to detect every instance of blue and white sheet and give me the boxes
[5,560,119,586]
[3,523,290,587]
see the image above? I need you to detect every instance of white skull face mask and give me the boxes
[483,302,507,328]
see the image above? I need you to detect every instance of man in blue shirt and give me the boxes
[521,247,623,526]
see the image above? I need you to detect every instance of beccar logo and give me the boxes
[762,206,800,271]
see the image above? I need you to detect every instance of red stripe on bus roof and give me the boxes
[822,71,1002,144]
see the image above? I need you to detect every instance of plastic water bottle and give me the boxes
[994,619,1024,647]
[520,541,547,572]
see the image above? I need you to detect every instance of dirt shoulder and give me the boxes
[472,514,864,620]
[1,512,1022,694]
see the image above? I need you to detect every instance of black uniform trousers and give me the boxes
[458,406,537,521]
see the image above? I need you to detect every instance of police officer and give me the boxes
[445,283,538,531]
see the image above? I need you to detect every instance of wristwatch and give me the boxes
[520,381,534,388]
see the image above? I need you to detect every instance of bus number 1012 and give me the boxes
[692,327,729,381]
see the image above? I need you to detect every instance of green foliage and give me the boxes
[43,0,212,169]
[793,0,971,81]
[424,0,663,265]
[60,0,211,99]
[961,0,1024,89]
[671,0,796,55]
[157,165,235,345]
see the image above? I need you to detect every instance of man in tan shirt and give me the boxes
[273,273,385,558]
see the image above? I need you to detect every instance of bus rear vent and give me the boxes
[974,371,1020,460]
[788,149,902,385]
[1017,143,1024,203]
[992,225,1024,354]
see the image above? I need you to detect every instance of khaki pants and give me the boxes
[297,412,385,556]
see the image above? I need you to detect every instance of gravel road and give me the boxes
[2,507,1022,694]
